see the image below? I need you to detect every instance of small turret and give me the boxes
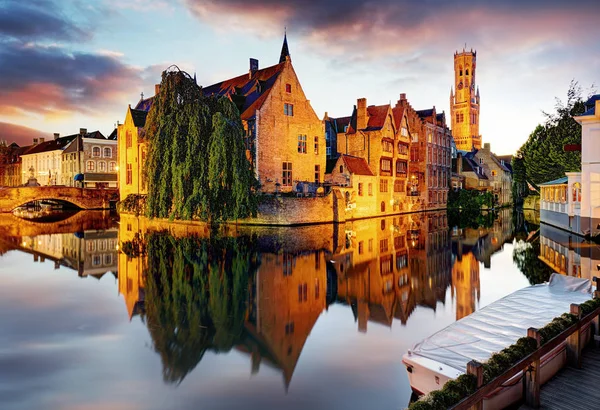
[279,30,290,63]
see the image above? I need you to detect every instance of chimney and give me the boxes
[79,128,87,136]
[39,137,45,143]
[250,58,259,72]
[400,93,407,101]
[483,142,490,151]
[154,84,160,96]
[357,98,367,130]
[33,138,38,145]
[53,133,60,140]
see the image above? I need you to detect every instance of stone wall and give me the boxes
[239,194,334,225]
[0,186,118,212]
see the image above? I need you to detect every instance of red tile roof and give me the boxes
[366,105,390,130]
[202,62,286,120]
[342,155,375,176]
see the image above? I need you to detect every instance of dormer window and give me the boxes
[479,158,483,164]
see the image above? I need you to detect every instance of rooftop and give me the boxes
[539,176,568,186]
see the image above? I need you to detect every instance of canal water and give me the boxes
[0,209,547,410]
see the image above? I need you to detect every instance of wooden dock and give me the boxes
[520,346,600,410]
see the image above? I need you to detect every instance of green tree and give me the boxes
[512,239,554,285]
[519,81,592,185]
[511,154,528,205]
[144,68,257,222]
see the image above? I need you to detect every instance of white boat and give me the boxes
[403,274,593,409]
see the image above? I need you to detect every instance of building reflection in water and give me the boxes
[19,229,118,278]
[538,223,600,281]
[115,209,517,390]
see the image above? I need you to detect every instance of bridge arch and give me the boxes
[0,187,118,213]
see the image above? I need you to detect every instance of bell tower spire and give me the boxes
[450,48,481,151]
[279,28,290,63]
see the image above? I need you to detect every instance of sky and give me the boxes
[0,0,599,155]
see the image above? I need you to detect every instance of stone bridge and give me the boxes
[0,187,119,212]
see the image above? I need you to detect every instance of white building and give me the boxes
[20,135,77,186]
[540,95,600,236]
[62,129,118,188]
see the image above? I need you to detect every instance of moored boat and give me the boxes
[402,273,593,409]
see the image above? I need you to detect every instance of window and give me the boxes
[396,160,407,176]
[283,253,293,276]
[479,158,483,164]
[285,83,292,93]
[103,147,111,157]
[314,165,320,183]
[326,146,332,156]
[382,140,393,152]
[92,146,100,157]
[298,283,308,302]
[284,103,294,116]
[380,179,388,193]
[87,161,95,171]
[380,158,392,175]
[381,219,386,230]
[401,126,409,137]
[315,278,320,299]
[381,201,386,212]
[126,130,132,148]
[466,69,469,76]
[459,68,463,76]
[285,322,295,334]
[358,182,363,196]
[92,255,101,266]
[573,182,582,202]
[282,162,292,186]
[380,238,389,252]
[397,143,408,155]
[126,163,132,185]
[98,161,106,172]
[109,162,116,172]
[491,170,497,177]
[394,179,405,193]
[368,183,373,196]
[459,113,464,123]
[358,241,364,254]
[297,135,307,153]
[314,136,319,154]
[339,165,343,173]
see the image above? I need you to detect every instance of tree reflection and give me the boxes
[144,232,259,384]
[512,238,553,285]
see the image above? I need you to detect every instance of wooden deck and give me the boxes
[520,346,600,410]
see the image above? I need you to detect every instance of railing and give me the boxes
[449,277,600,410]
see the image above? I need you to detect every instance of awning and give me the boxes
[74,173,84,181]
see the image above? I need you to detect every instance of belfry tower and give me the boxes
[450,48,481,151]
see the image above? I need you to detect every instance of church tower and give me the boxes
[450,48,481,151]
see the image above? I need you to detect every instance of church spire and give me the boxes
[279,28,290,63]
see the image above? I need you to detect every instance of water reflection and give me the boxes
[116,209,518,389]
[0,208,532,410]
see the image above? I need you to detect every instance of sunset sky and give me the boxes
[1,0,599,155]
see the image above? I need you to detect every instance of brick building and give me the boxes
[0,142,29,187]
[416,107,452,209]
[118,96,152,200]
[203,34,325,193]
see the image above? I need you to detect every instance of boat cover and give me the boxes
[407,274,592,373]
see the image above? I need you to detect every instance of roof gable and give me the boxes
[365,105,392,131]
[202,62,285,120]
[342,155,375,176]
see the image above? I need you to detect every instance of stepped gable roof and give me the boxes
[107,129,117,140]
[539,176,568,186]
[342,154,375,176]
[22,134,82,156]
[202,62,285,121]
[131,108,149,127]
[365,104,390,131]
[135,97,154,112]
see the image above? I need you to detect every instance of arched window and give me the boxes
[381,201,386,212]
[109,162,117,172]
[459,66,463,76]
[339,165,343,173]
[92,146,101,157]
[87,161,95,171]
[381,220,386,231]
[103,147,112,157]
[98,161,106,172]
[572,182,581,202]
[466,69,469,76]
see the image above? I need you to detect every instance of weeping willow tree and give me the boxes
[145,67,258,222]
[144,231,259,384]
